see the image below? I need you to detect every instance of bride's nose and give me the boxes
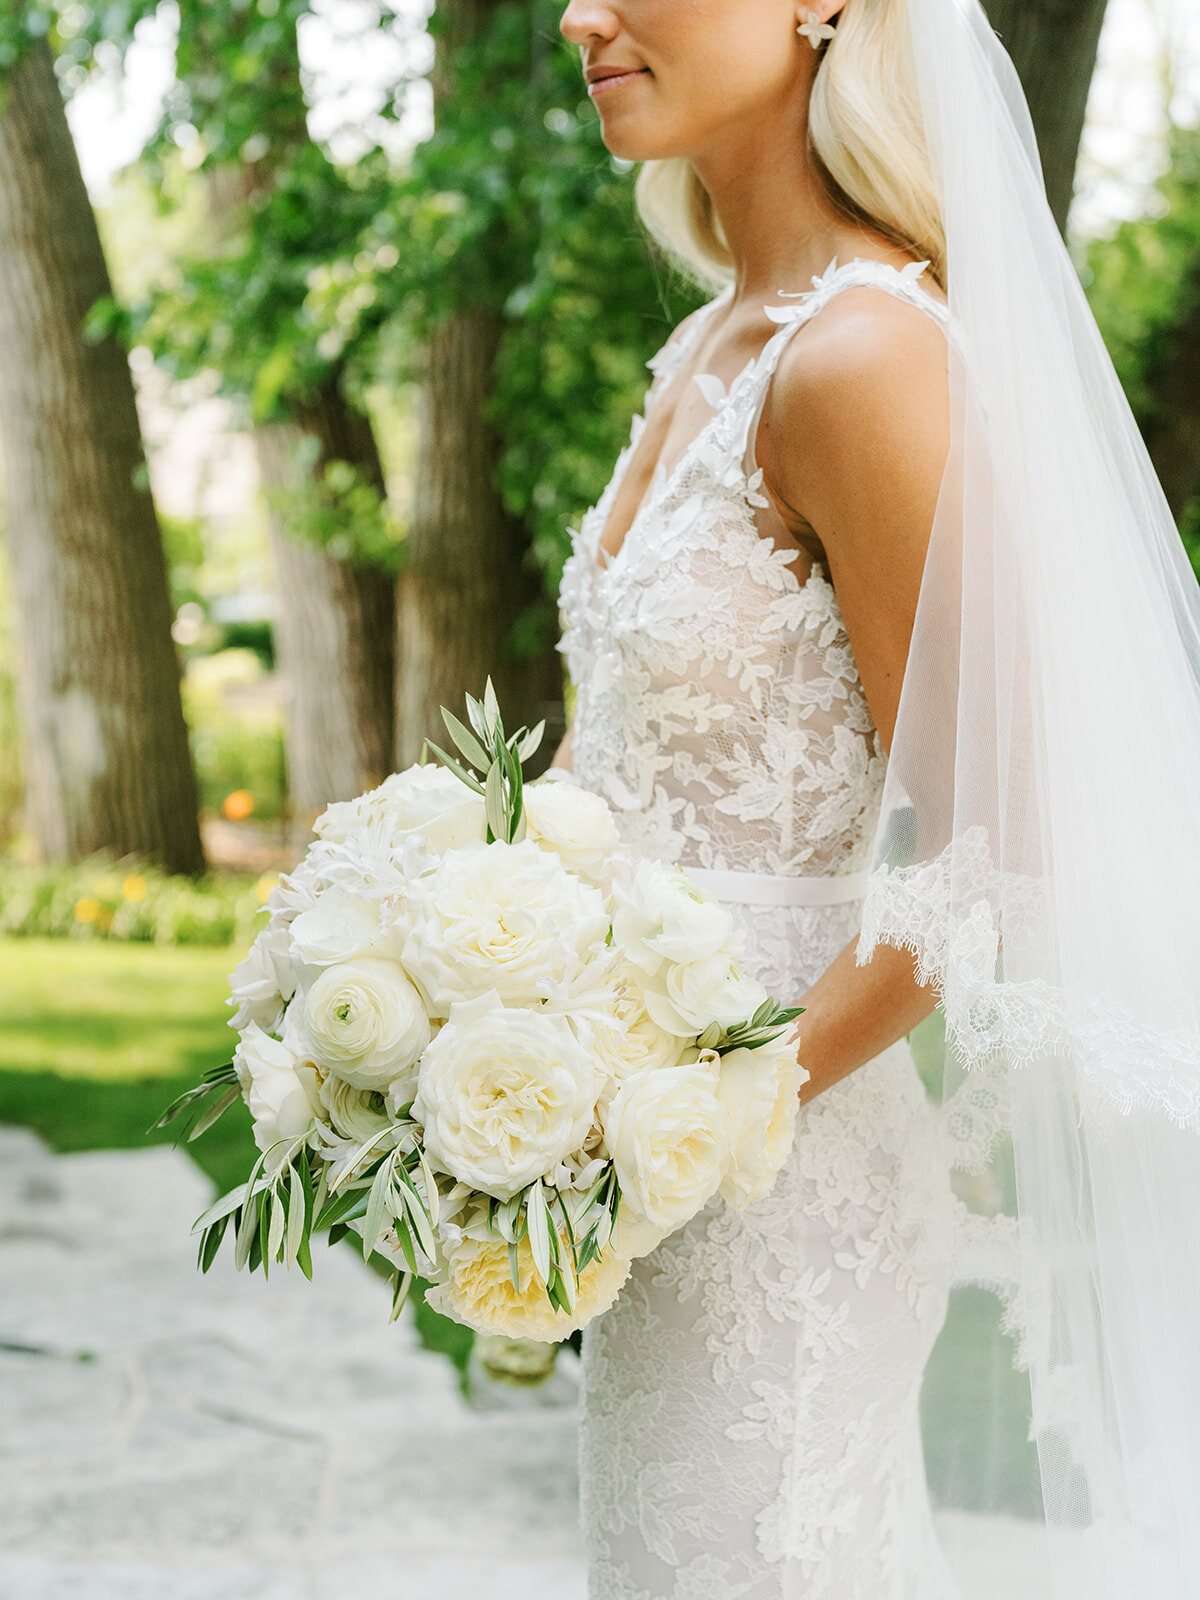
[560,0,620,47]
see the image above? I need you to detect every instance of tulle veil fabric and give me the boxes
[851,0,1200,1592]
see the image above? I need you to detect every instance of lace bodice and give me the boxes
[557,256,951,885]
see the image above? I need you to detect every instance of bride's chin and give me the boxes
[597,126,678,164]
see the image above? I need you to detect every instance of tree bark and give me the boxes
[395,0,564,768]
[255,389,395,836]
[0,38,204,873]
[397,305,562,765]
[982,0,1110,233]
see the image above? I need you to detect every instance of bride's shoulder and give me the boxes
[761,280,950,490]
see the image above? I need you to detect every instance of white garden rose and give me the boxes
[233,1023,321,1172]
[228,922,297,1033]
[714,1042,806,1210]
[523,779,621,875]
[602,1055,729,1233]
[314,763,485,853]
[612,860,737,977]
[592,963,693,1115]
[640,950,770,1037]
[414,992,597,1200]
[425,1231,632,1339]
[304,956,431,1093]
[399,839,608,1013]
[611,1200,671,1258]
[288,885,386,968]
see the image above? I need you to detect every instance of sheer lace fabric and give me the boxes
[558,260,979,1599]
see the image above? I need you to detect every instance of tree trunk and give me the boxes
[982,0,1110,233]
[0,37,204,873]
[397,306,562,765]
[199,51,397,831]
[395,0,564,768]
[255,387,395,837]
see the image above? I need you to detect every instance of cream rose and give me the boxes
[399,839,608,1013]
[640,950,770,1037]
[612,860,736,977]
[314,762,486,853]
[414,992,597,1199]
[233,1023,321,1172]
[425,1231,632,1339]
[715,1042,806,1209]
[303,956,431,1093]
[602,1055,729,1233]
[522,779,621,875]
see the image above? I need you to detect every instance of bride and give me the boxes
[547,0,1200,1597]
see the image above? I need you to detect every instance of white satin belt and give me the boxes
[684,864,871,908]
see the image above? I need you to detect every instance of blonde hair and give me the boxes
[633,0,945,293]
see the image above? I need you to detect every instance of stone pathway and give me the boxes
[0,1126,1054,1600]
[0,1127,587,1600]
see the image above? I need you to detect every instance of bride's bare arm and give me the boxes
[759,286,951,1104]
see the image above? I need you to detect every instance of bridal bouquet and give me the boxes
[157,683,805,1339]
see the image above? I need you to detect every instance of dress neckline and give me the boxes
[585,255,942,582]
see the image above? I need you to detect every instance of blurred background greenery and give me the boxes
[0,0,1196,1408]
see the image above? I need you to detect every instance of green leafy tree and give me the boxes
[1084,121,1200,569]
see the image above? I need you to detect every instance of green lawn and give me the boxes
[0,936,255,1193]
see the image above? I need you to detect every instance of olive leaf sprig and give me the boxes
[422,676,545,846]
[697,997,806,1055]
[487,1163,623,1312]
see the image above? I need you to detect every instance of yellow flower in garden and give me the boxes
[123,875,147,903]
[223,789,255,821]
[255,873,279,904]
[74,897,101,924]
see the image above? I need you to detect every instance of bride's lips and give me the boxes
[587,68,650,98]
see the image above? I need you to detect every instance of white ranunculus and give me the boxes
[425,1232,632,1339]
[612,860,737,978]
[602,1055,729,1233]
[304,956,431,1093]
[522,780,621,875]
[414,992,597,1200]
[228,922,298,1033]
[234,1023,320,1172]
[288,885,385,967]
[640,950,770,1037]
[399,839,609,1013]
[318,1072,393,1147]
[715,1042,806,1209]
[314,763,485,854]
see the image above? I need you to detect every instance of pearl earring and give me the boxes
[797,10,836,48]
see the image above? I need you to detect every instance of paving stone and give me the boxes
[0,1128,585,1598]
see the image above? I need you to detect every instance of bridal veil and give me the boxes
[852,0,1200,1592]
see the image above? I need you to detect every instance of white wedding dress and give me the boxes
[556,258,968,1600]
